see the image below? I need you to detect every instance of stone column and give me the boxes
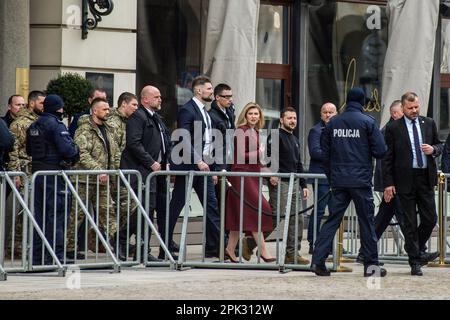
[0,0,30,115]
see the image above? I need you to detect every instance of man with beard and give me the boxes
[67,98,118,262]
[268,107,310,264]
[6,91,45,257]
[9,91,46,186]
[168,76,222,258]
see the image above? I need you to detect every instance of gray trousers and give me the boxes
[246,179,303,256]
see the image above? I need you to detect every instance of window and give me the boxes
[136,0,209,130]
[256,1,292,128]
[307,1,388,127]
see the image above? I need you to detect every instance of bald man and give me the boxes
[120,85,171,262]
[307,102,337,254]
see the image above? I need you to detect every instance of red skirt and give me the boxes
[225,175,273,233]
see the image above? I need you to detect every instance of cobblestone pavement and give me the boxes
[1,260,450,300]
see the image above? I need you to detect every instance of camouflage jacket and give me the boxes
[106,108,127,159]
[8,108,39,174]
[73,115,120,174]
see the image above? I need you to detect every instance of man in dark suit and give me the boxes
[120,85,171,262]
[208,83,236,173]
[208,83,236,208]
[356,100,406,263]
[383,91,442,276]
[169,75,222,258]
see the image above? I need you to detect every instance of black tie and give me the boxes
[411,119,424,168]
[153,113,168,156]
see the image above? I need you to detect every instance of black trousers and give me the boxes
[397,170,437,266]
[374,196,405,240]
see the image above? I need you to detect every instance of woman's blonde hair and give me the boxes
[236,102,265,130]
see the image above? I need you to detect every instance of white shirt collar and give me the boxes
[193,97,206,110]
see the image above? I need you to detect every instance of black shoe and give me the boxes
[310,264,330,276]
[145,253,162,262]
[205,250,219,258]
[356,253,364,264]
[66,251,86,260]
[133,244,161,263]
[170,241,180,253]
[411,264,423,276]
[364,265,387,277]
[420,251,439,265]
[158,248,178,260]
[357,255,384,266]
[117,243,128,262]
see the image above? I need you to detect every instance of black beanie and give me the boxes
[346,88,365,106]
[44,94,64,114]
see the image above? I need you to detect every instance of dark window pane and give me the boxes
[307,2,387,127]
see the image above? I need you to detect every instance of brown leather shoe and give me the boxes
[285,254,310,265]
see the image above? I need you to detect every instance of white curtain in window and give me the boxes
[203,0,260,116]
[380,0,439,126]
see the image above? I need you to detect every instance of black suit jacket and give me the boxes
[170,98,209,170]
[120,106,169,183]
[382,116,443,193]
[208,100,235,171]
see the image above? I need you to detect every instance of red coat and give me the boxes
[225,125,273,232]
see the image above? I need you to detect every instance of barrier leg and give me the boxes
[335,221,352,272]
[428,172,450,268]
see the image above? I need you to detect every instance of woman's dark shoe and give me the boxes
[225,248,239,263]
[256,251,276,263]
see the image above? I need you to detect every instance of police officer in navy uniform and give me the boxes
[310,88,387,277]
[27,94,79,265]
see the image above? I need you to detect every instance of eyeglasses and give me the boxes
[219,95,233,99]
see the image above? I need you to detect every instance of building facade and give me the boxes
[1,0,449,167]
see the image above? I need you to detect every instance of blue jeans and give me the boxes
[307,184,331,247]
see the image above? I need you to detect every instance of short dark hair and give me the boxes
[280,107,296,118]
[8,94,22,105]
[117,92,138,107]
[28,90,45,103]
[90,97,108,109]
[389,100,402,110]
[192,75,212,91]
[214,83,232,97]
[401,92,418,105]
[89,88,106,99]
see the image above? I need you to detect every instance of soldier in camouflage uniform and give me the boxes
[106,92,138,260]
[107,92,139,167]
[8,91,45,182]
[66,98,119,257]
[6,91,45,256]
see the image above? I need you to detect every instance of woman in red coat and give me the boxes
[225,102,275,263]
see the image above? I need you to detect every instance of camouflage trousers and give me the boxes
[66,183,117,252]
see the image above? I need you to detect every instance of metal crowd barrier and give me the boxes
[0,171,66,278]
[341,171,450,266]
[144,170,338,273]
[29,169,176,272]
[0,169,178,279]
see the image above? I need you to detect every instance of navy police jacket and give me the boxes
[29,113,79,171]
[320,101,386,188]
[307,120,328,185]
